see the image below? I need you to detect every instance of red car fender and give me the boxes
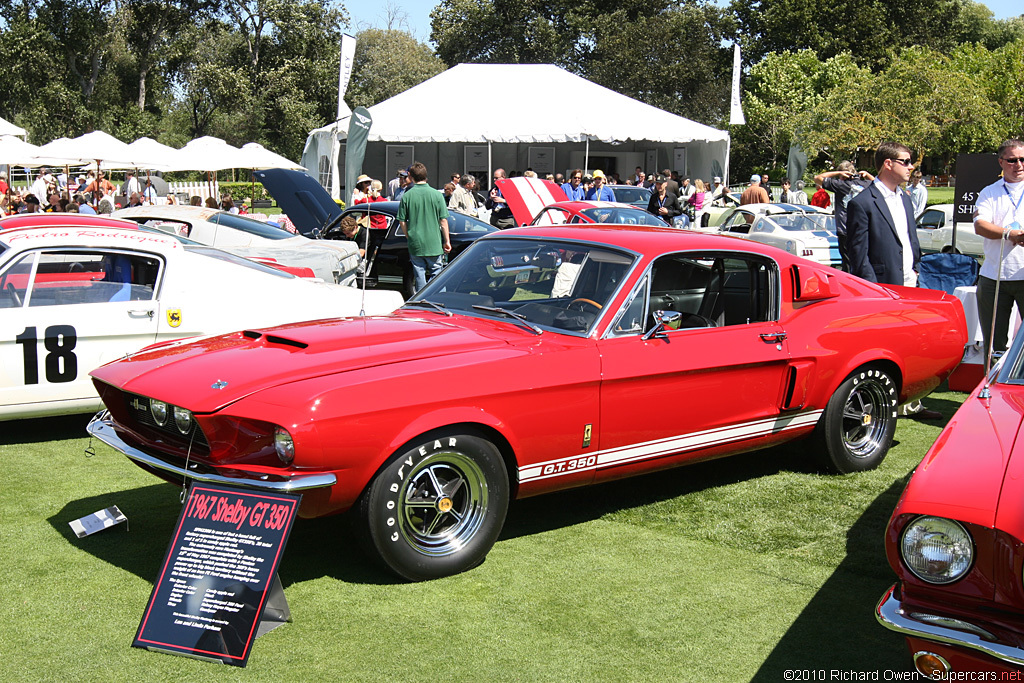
[378,404,521,468]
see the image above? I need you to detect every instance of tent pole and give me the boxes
[487,141,492,191]
[584,138,590,175]
[724,138,732,189]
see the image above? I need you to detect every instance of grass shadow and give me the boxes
[1,413,92,445]
[751,479,914,679]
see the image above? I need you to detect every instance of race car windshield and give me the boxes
[768,214,835,232]
[578,208,666,227]
[208,212,298,240]
[411,237,637,336]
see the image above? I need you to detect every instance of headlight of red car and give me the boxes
[900,516,974,584]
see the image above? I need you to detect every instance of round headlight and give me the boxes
[900,516,973,584]
[173,406,193,434]
[274,427,295,464]
[150,399,168,426]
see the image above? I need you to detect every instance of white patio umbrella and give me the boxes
[237,142,305,170]
[126,137,184,171]
[166,136,248,172]
[0,135,76,167]
[35,131,136,167]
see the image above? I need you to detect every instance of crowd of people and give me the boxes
[0,167,247,218]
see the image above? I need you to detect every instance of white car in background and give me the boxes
[916,204,984,257]
[113,205,361,285]
[716,204,841,268]
[0,215,402,420]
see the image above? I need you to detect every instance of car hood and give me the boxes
[91,314,511,413]
[897,384,1024,532]
[254,168,340,237]
[495,177,567,226]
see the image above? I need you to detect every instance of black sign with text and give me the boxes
[954,153,1002,224]
[133,484,300,667]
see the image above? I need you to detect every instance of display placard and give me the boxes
[953,154,1001,224]
[133,484,301,667]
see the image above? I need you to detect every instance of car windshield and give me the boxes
[611,187,651,205]
[410,237,637,335]
[447,211,494,235]
[207,212,298,240]
[765,213,835,232]
[578,208,665,227]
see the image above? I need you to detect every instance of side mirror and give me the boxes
[643,310,683,340]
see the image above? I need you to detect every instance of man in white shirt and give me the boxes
[974,138,1024,358]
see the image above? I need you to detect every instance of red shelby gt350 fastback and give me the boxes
[878,330,1024,675]
[89,225,968,580]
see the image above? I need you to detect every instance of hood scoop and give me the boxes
[242,329,309,350]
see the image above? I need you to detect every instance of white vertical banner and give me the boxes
[337,33,356,120]
[730,43,745,126]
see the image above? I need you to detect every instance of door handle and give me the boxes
[128,309,154,319]
[759,332,786,343]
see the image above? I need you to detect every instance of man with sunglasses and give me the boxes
[846,141,921,287]
[973,139,1024,358]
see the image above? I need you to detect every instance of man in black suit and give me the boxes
[846,141,921,286]
[847,141,939,419]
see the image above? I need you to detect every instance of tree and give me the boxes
[345,28,446,110]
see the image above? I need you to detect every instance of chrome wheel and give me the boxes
[814,367,898,473]
[399,452,489,557]
[842,375,893,458]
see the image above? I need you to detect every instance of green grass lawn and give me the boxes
[0,394,966,681]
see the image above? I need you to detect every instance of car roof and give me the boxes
[0,224,183,253]
[114,205,225,222]
[543,201,639,211]
[0,213,138,231]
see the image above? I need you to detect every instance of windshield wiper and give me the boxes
[404,299,452,316]
[472,305,543,335]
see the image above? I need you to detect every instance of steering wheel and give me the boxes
[6,282,23,307]
[569,298,602,312]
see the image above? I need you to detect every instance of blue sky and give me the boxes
[363,0,1021,45]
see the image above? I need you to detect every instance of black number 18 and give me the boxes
[15,325,78,384]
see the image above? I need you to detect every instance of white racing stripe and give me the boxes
[519,410,823,483]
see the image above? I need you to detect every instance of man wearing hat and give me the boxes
[740,174,769,205]
[711,176,726,202]
[584,170,615,202]
[647,175,683,225]
[388,168,409,200]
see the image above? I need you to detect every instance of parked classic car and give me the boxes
[717,206,841,269]
[88,225,967,580]
[877,331,1024,675]
[328,201,496,297]
[0,216,401,420]
[915,204,984,257]
[113,205,362,285]
[606,184,652,208]
[530,200,671,228]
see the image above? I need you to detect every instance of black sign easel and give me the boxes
[133,483,301,667]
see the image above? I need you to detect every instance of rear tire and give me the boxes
[813,367,898,473]
[357,431,509,581]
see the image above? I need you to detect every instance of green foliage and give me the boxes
[345,28,446,110]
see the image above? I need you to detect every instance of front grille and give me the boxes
[122,392,210,453]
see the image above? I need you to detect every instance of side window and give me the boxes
[26,251,162,307]
[614,253,778,334]
[918,210,943,229]
[0,253,35,309]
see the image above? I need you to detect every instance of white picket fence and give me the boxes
[166,181,220,203]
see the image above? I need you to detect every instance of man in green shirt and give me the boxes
[397,162,451,292]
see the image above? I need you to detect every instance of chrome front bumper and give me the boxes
[87,411,337,493]
[876,584,1024,666]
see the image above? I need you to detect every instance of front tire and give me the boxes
[358,432,509,581]
[813,367,898,473]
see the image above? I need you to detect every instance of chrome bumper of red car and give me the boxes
[87,411,337,493]
[877,584,1024,666]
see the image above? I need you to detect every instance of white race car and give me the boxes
[113,205,361,285]
[0,214,402,420]
[717,204,841,268]
[916,204,983,257]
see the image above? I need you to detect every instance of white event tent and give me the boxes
[0,116,26,138]
[302,63,731,199]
